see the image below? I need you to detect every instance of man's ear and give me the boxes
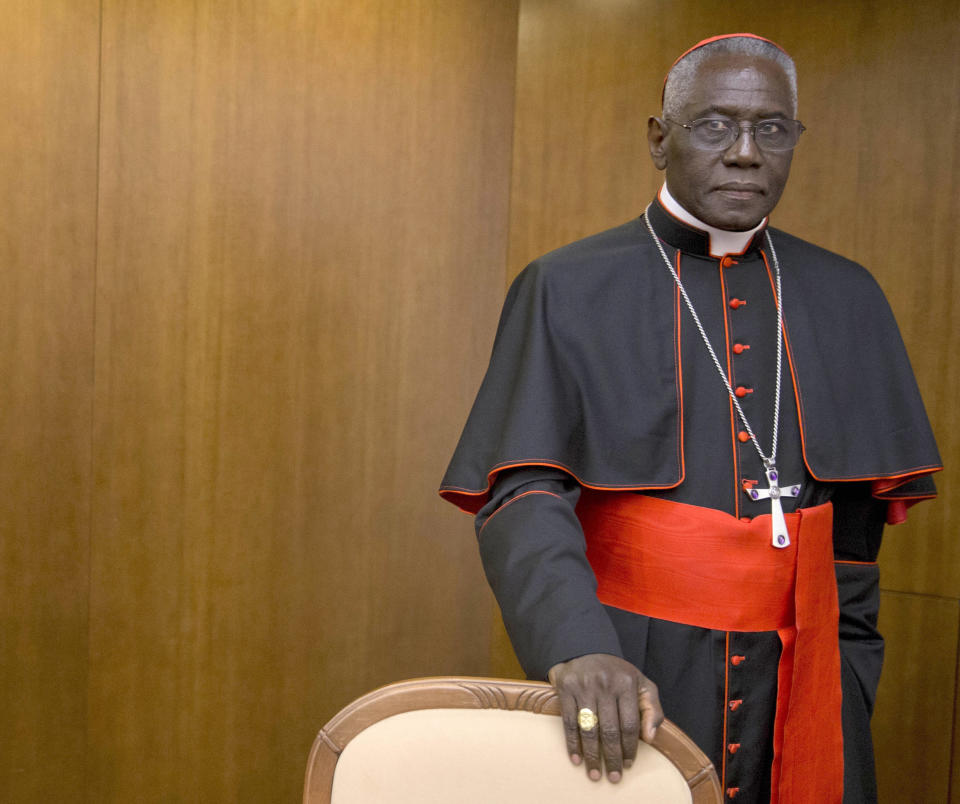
[647,116,669,170]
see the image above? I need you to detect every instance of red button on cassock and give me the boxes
[727,788,740,799]
[729,699,743,711]
[721,256,737,268]
[729,298,746,309]
[737,431,750,443]
[731,655,746,666]
[735,386,753,398]
[733,343,750,354]
[728,743,741,754]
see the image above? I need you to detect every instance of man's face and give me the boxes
[649,54,795,231]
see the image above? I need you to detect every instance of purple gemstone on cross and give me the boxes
[770,471,778,481]
[777,535,786,546]
[751,490,759,500]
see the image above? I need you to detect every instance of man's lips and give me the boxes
[715,183,764,198]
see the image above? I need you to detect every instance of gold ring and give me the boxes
[577,707,598,732]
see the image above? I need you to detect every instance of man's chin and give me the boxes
[702,201,768,232]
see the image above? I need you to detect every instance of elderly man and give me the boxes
[440,34,940,803]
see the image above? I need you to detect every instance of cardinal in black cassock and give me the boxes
[440,34,940,804]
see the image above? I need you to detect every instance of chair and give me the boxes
[304,676,721,803]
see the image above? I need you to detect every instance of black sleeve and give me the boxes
[831,482,885,803]
[831,482,885,713]
[475,466,624,680]
[831,481,886,563]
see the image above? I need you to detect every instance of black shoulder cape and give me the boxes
[440,200,941,514]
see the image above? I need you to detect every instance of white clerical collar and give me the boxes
[659,183,766,258]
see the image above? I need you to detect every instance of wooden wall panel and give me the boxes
[837,3,959,602]
[954,643,960,804]
[90,2,517,800]
[509,0,960,799]
[0,2,100,800]
[873,591,958,803]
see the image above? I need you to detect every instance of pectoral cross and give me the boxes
[746,464,801,548]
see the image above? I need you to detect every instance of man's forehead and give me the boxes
[683,55,793,114]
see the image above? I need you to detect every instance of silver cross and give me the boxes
[745,465,801,548]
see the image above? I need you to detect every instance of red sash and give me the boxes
[577,493,843,804]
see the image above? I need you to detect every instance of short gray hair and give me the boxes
[663,36,798,118]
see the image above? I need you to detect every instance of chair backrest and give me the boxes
[304,676,721,803]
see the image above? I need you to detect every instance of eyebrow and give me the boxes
[695,104,793,119]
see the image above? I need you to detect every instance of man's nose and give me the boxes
[723,125,763,167]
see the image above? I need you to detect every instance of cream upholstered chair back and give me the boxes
[304,677,721,803]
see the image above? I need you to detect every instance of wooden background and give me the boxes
[1,1,956,801]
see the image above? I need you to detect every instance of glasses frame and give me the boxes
[665,116,806,152]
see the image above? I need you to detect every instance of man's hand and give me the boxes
[548,653,663,783]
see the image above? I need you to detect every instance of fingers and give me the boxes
[556,684,584,766]
[638,676,664,744]
[597,696,624,782]
[617,688,640,768]
[549,654,653,783]
[577,700,603,781]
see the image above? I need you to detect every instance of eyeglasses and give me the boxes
[666,116,806,152]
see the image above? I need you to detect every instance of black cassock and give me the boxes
[440,198,940,803]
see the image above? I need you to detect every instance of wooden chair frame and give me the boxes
[304,676,722,803]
